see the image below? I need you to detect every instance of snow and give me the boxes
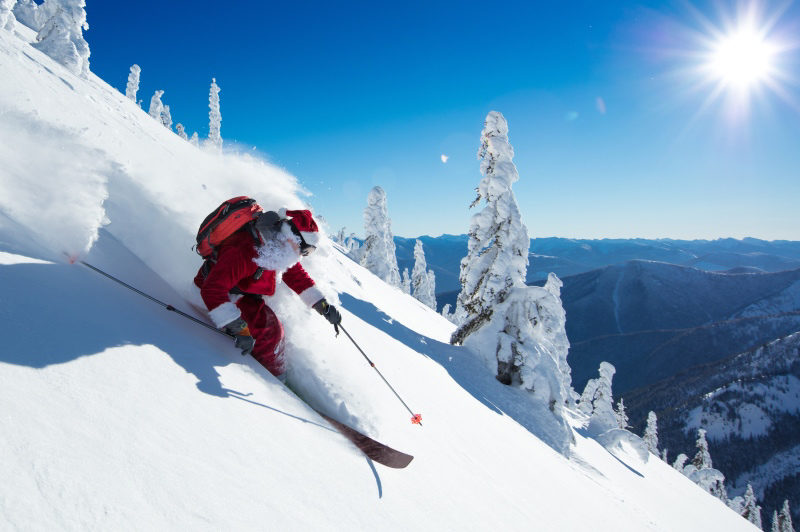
[0,25,758,531]
[685,376,800,440]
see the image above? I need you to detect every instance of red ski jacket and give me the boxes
[194,230,323,327]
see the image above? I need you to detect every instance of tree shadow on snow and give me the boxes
[339,293,572,455]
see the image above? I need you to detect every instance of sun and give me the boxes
[706,24,777,91]
[681,2,795,120]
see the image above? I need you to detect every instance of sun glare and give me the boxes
[708,26,776,89]
[681,2,796,120]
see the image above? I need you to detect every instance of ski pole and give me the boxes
[338,323,423,426]
[73,258,233,340]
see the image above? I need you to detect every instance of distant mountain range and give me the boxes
[625,332,800,525]
[397,235,800,306]
[402,235,800,522]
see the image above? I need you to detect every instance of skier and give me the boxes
[194,208,342,380]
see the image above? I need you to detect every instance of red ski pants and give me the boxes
[236,295,285,377]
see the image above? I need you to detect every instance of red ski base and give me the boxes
[317,412,414,469]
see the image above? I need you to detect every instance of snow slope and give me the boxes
[0,25,755,530]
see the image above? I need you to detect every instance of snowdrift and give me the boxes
[0,25,755,530]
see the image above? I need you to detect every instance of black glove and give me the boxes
[313,299,341,334]
[223,317,255,356]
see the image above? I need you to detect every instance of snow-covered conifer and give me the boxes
[451,111,529,345]
[1,0,17,30]
[189,132,199,147]
[586,362,617,435]
[401,268,411,295]
[692,429,713,470]
[360,186,401,287]
[741,484,763,529]
[161,105,172,130]
[207,77,222,149]
[614,398,629,430]
[12,0,52,31]
[772,500,794,532]
[441,304,454,322]
[661,448,668,463]
[643,411,659,455]
[176,123,188,140]
[579,377,599,415]
[148,90,164,122]
[125,64,140,102]
[411,239,436,309]
[673,453,688,472]
[32,0,90,78]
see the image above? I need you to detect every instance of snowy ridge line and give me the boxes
[570,311,800,347]
[733,444,800,498]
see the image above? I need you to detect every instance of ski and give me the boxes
[314,409,414,469]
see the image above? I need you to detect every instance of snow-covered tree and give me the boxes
[643,411,659,455]
[692,429,713,470]
[1,0,17,30]
[13,0,53,31]
[32,0,90,77]
[441,304,454,322]
[673,453,688,471]
[451,111,529,345]
[411,239,436,309]
[176,123,188,140]
[360,186,401,287]
[614,397,629,429]
[771,500,794,532]
[189,132,199,147]
[584,362,617,435]
[401,268,411,295]
[207,77,222,149]
[741,484,763,529]
[161,105,172,130]
[685,429,727,501]
[661,448,668,463]
[125,64,140,102]
[148,90,164,122]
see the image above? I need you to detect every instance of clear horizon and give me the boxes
[85,1,800,241]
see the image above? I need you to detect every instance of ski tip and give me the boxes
[411,413,422,425]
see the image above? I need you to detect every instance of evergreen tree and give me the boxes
[401,268,411,295]
[189,132,199,147]
[1,0,17,30]
[176,123,188,140]
[692,429,713,470]
[771,500,794,532]
[660,448,668,463]
[614,397,629,429]
[586,362,617,434]
[208,77,222,149]
[161,104,172,130]
[673,453,688,472]
[125,64,140,102]
[360,186,401,287]
[148,90,164,122]
[741,484,763,529]
[451,111,529,345]
[411,239,436,309]
[32,0,90,77]
[643,411,659,455]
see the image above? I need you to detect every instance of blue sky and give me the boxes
[85,1,800,240]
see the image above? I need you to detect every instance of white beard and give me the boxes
[253,227,302,275]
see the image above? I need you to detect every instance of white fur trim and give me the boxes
[298,285,325,307]
[208,301,241,328]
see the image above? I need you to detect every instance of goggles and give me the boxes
[288,221,317,256]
